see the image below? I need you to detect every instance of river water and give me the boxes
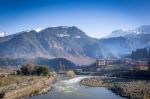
[29,76,126,99]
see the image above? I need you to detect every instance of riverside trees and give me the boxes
[20,63,50,76]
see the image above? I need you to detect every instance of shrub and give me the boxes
[21,63,35,75]
[66,70,76,78]
[36,66,49,76]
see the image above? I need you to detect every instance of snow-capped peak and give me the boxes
[107,28,141,38]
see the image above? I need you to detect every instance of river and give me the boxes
[29,76,126,99]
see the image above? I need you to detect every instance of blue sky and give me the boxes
[0,0,150,38]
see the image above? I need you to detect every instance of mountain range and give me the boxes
[107,25,150,38]
[0,25,150,66]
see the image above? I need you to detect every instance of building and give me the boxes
[96,59,107,67]
[96,58,118,67]
[75,68,82,72]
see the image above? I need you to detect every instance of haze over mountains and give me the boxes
[0,25,150,65]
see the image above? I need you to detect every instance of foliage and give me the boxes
[21,63,35,75]
[36,66,49,76]
[20,63,50,76]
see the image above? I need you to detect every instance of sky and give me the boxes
[0,0,150,38]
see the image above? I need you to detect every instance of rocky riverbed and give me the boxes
[80,76,150,99]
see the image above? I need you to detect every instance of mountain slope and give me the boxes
[34,58,76,70]
[0,26,149,66]
[107,29,136,38]
[99,37,131,58]
[0,57,76,69]
[0,26,104,65]
[100,34,150,57]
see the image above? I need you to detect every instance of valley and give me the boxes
[0,25,149,99]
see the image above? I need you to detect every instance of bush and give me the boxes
[36,66,49,76]
[21,63,35,75]
[66,70,76,78]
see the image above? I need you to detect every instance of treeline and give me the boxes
[0,58,27,66]
[131,47,150,60]
[0,57,75,71]
[17,63,50,76]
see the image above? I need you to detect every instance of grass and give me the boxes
[0,75,43,87]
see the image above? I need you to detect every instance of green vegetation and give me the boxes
[20,63,50,76]
[0,63,56,98]
[36,66,50,76]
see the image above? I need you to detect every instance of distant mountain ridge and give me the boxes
[107,25,150,38]
[0,25,149,66]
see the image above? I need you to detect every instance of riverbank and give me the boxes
[0,75,56,99]
[80,77,150,99]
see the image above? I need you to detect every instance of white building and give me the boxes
[96,59,107,66]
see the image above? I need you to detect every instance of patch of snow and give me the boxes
[75,35,81,39]
[0,32,7,37]
[57,33,70,37]
[34,28,42,32]
[61,26,69,29]
[63,31,67,34]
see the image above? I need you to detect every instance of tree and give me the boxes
[21,63,35,75]
[20,64,50,76]
[36,65,49,76]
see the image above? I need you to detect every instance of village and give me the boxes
[75,58,150,74]
[0,57,149,77]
